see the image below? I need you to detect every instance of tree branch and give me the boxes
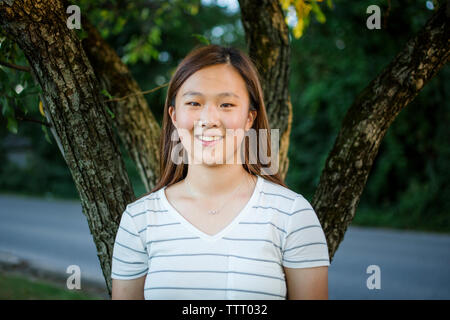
[313,0,449,262]
[0,60,31,72]
[15,114,52,128]
[104,82,169,103]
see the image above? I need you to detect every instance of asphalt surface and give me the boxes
[0,194,449,299]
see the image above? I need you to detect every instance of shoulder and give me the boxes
[259,178,303,210]
[260,178,318,228]
[125,189,162,219]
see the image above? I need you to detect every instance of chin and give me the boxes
[191,155,226,166]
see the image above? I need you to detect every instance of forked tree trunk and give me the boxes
[0,0,137,295]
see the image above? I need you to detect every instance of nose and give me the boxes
[197,102,220,130]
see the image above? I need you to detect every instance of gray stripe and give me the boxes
[283,242,328,253]
[251,206,291,215]
[144,287,285,298]
[130,209,168,218]
[286,225,322,239]
[146,236,200,245]
[128,198,146,207]
[223,237,282,250]
[239,221,287,234]
[148,253,281,267]
[138,222,181,233]
[119,225,139,237]
[259,191,295,201]
[125,210,134,218]
[147,222,181,227]
[282,258,329,263]
[113,256,146,265]
[112,268,148,278]
[128,197,160,208]
[115,241,147,254]
[147,269,285,281]
[291,208,314,215]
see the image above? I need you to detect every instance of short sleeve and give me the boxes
[111,207,149,279]
[281,195,330,268]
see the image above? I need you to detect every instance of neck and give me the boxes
[184,164,254,198]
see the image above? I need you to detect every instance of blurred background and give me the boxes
[0,0,448,299]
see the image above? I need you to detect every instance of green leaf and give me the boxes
[1,96,14,117]
[100,89,113,99]
[327,0,333,9]
[191,33,210,45]
[148,27,161,45]
[1,96,9,116]
[311,1,326,24]
[105,105,115,119]
[75,27,89,40]
[41,124,52,144]
[7,116,18,134]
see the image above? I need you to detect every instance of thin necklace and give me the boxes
[184,176,248,215]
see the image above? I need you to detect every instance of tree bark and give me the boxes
[312,0,449,261]
[81,20,161,192]
[0,0,137,295]
[238,0,292,180]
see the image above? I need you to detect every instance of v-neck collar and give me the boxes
[159,175,263,242]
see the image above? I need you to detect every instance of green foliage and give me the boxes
[280,0,330,38]
[286,0,449,232]
[78,0,202,65]
[0,31,42,136]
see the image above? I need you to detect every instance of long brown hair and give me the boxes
[141,44,287,199]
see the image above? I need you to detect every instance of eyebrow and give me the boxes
[182,91,240,99]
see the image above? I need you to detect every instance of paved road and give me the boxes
[0,194,449,299]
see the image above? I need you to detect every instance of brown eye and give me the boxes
[221,103,234,108]
[187,102,200,106]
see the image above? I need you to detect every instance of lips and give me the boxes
[195,135,223,147]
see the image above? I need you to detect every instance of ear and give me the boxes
[245,109,257,131]
[168,105,177,128]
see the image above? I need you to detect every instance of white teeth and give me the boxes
[198,136,222,141]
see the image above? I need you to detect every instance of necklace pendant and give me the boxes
[208,210,218,215]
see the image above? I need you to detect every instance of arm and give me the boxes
[283,266,328,300]
[111,275,146,300]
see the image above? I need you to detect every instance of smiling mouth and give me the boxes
[194,135,224,147]
[195,135,223,142]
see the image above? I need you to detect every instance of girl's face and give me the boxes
[168,64,257,166]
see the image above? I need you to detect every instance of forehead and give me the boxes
[178,64,248,99]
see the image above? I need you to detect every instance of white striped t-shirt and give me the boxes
[111,175,330,300]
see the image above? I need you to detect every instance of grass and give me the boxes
[0,272,103,300]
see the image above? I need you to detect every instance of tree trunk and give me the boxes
[0,0,137,295]
[81,20,161,192]
[238,0,292,180]
[312,1,449,261]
